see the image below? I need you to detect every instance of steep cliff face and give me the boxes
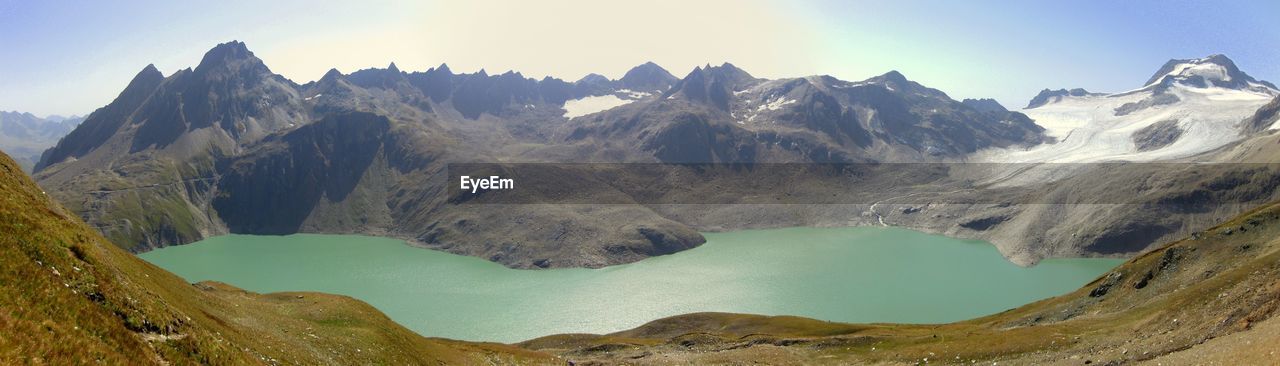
[214,112,393,234]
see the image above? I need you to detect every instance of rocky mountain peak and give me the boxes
[34,62,167,171]
[311,68,348,92]
[620,61,677,91]
[662,63,762,110]
[864,70,914,90]
[195,40,263,73]
[862,70,951,100]
[860,70,911,90]
[123,64,165,92]
[876,70,909,84]
[433,63,452,75]
[571,73,614,97]
[321,68,343,81]
[576,73,610,84]
[704,62,756,86]
[672,62,757,92]
[348,63,411,90]
[138,63,162,79]
[411,64,456,102]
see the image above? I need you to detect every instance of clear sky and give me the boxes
[1,0,1276,116]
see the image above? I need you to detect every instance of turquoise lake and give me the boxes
[138,227,1123,343]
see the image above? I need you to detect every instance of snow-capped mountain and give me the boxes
[980,54,1278,163]
[1144,54,1277,93]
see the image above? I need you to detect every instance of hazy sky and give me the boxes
[1,0,1277,116]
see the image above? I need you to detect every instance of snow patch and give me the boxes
[617,89,652,99]
[1152,62,1230,86]
[757,97,797,112]
[562,95,633,118]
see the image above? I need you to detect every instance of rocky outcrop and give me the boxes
[1242,95,1280,134]
[1131,119,1183,151]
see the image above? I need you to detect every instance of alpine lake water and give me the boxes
[139,227,1123,343]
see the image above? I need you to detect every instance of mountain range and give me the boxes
[0,111,82,171]
[29,41,1280,270]
[32,41,1046,268]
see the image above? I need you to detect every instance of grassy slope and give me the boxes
[525,202,1280,364]
[0,151,557,365]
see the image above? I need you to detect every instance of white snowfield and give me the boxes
[561,89,665,119]
[561,94,634,118]
[978,64,1277,164]
[758,96,797,112]
[617,89,654,99]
